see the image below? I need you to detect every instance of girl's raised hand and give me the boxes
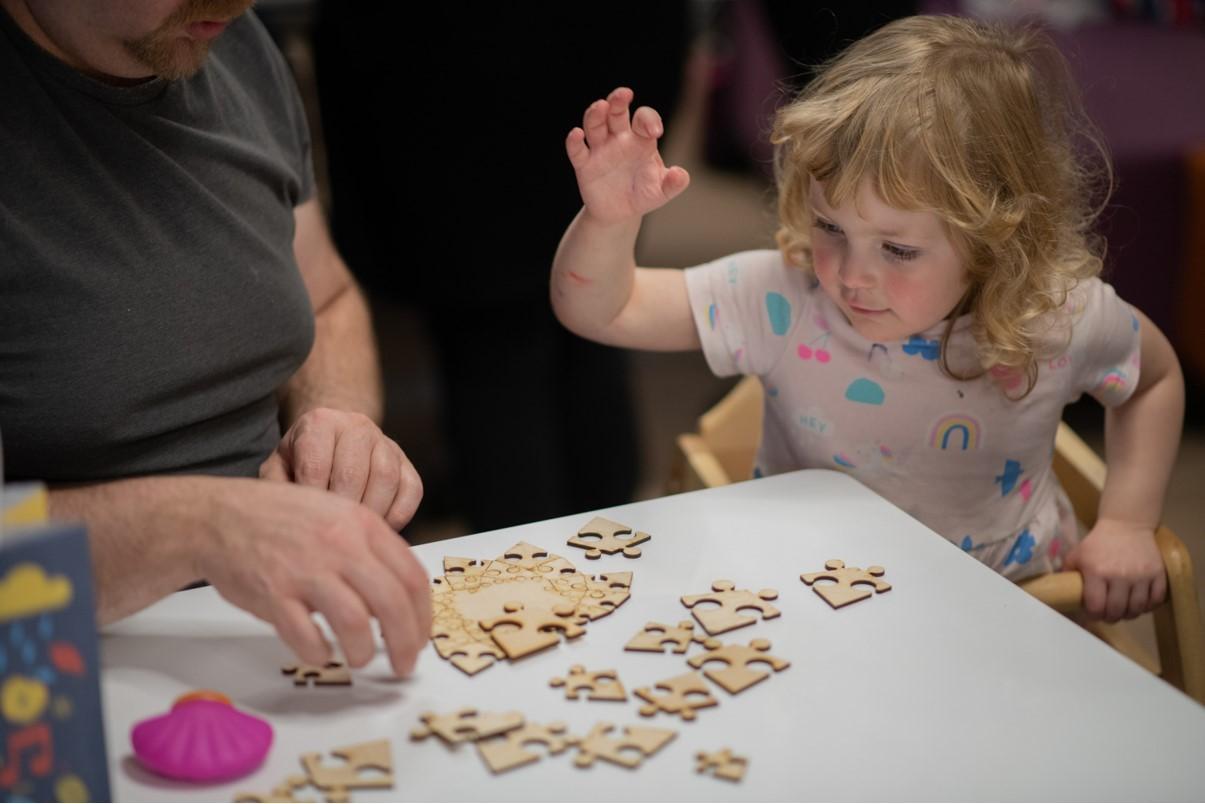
[565,87,690,225]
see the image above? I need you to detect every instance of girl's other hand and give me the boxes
[565,87,690,225]
[1063,519,1167,621]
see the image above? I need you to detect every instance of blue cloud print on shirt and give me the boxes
[902,335,940,361]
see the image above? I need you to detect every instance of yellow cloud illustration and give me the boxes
[0,563,74,622]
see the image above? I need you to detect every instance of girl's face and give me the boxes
[809,178,970,342]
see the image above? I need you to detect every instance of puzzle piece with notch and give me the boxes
[476,721,574,774]
[549,665,627,701]
[697,748,748,782]
[430,628,506,675]
[680,580,781,635]
[480,601,585,659]
[234,774,318,803]
[571,722,677,769]
[300,739,393,792]
[634,671,718,721]
[625,620,720,654]
[687,638,790,694]
[567,516,650,559]
[281,661,351,687]
[410,708,525,744]
[800,559,892,608]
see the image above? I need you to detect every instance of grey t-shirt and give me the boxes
[0,10,316,482]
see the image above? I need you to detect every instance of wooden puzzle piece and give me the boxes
[475,722,574,774]
[430,628,506,675]
[634,672,718,721]
[281,661,351,687]
[680,580,781,635]
[300,739,393,791]
[571,722,677,769]
[480,601,585,659]
[549,665,627,701]
[567,516,651,559]
[600,571,633,589]
[625,620,719,654]
[410,708,525,744]
[696,748,748,782]
[687,638,790,694]
[442,556,486,575]
[800,559,892,609]
[234,774,318,803]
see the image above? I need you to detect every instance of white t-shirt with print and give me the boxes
[684,250,1141,580]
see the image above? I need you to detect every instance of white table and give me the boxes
[103,470,1205,801]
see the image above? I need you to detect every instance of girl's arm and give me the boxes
[551,87,700,351]
[1064,309,1185,621]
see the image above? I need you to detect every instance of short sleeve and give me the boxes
[684,249,809,377]
[1065,278,1142,407]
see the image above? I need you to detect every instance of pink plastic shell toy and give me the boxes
[130,690,273,782]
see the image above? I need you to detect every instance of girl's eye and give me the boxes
[812,217,843,236]
[883,242,919,262]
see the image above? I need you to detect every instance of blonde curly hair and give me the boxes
[772,15,1112,396]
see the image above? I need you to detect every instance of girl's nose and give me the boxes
[838,253,875,289]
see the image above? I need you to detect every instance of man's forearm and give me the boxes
[281,279,383,427]
[50,475,227,625]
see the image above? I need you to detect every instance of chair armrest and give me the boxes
[676,433,733,490]
[1020,571,1084,615]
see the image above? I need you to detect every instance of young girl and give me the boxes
[551,15,1184,622]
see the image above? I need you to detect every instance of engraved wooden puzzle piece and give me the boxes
[696,748,748,782]
[479,601,585,659]
[549,665,628,701]
[800,559,892,609]
[410,708,525,744]
[475,721,574,774]
[634,671,718,721]
[567,516,651,559]
[625,620,720,654]
[680,580,781,635]
[687,638,790,694]
[571,722,677,769]
[300,739,393,791]
[281,661,351,687]
[430,628,506,675]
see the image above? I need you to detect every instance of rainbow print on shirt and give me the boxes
[930,414,982,450]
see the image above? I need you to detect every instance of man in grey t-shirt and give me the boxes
[0,0,431,676]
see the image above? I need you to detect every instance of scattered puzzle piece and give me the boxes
[800,559,892,609]
[680,580,781,635]
[281,661,351,687]
[480,601,585,659]
[549,665,627,702]
[572,722,677,769]
[687,638,790,694]
[476,722,574,774]
[567,516,651,559]
[634,671,718,721]
[696,748,748,782]
[234,773,317,803]
[430,628,507,676]
[300,740,393,792]
[410,708,525,744]
[625,620,719,654]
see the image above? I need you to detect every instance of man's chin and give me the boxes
[126,38,212,81]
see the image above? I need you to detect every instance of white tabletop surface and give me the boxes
[102,469,1205,801]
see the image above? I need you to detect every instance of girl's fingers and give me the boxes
[582,99,609,148]
[631,106,663,139]
[566,128,589,169]
[605,87,633,136]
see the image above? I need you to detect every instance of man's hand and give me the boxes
[197,479,432,677]
[1063,518,1167,621]
[259,407,422,531]
[566,86,689,225]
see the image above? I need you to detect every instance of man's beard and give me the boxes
[123,0,253,80]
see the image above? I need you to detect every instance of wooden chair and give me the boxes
[671,375,1205,704]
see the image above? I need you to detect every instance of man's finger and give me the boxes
[305,575,376,668]
[361,439,401,517]
[272,596,332,667]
